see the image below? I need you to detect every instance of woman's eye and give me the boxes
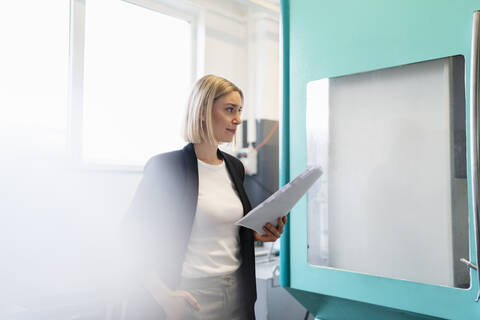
[226,107,234,113]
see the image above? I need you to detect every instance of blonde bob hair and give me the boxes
[184,74,243,144]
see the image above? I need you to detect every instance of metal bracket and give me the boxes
[460,258,480,302]
[460,258,478,271]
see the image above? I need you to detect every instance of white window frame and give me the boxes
[68,0,204,171]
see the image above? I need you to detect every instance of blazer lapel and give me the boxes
[182,143,199,223]
[220,150,252,216]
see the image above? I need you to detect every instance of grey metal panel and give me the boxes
[306,56,469,288]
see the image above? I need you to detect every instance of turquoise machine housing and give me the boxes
[280,1,480,319]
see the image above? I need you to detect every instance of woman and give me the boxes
[123,75,286,320]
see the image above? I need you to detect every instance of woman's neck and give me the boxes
[193,142,223,165]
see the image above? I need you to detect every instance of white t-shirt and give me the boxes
[181,159,244,278]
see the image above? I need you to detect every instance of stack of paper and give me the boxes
[235,167,322,234]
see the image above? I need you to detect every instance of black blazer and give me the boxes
[122,143,256,319]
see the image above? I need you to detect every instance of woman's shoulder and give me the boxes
[143,148,186,174]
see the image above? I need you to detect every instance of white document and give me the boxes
[235,166,322,234]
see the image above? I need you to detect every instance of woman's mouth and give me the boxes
[226,128,236,134]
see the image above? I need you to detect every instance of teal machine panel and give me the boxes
[280,1,480,319]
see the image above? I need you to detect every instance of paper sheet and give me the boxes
[235,167,322,234]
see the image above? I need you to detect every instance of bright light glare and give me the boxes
[0,1,69,152]
[83,0,191,166]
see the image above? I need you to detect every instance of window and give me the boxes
[82,0,194,166]
[0,1,69,153]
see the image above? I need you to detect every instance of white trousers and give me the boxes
[179,269,254,320]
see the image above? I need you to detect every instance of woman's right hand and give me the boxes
[163,290,200,320]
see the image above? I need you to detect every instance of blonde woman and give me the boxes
[123,75,287,320]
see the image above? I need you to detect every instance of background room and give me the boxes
[0,0,309,319]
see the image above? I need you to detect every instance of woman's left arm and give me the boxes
[254,216,288,242]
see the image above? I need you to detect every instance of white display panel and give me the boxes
[306,56,469,288]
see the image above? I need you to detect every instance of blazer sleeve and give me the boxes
[120,151,190,287]
[120,156,174,274]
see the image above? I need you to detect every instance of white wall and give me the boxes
[194,0,280,145]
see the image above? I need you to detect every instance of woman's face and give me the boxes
[210,91,243,143]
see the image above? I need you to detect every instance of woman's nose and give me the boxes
[233,114,241,124]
